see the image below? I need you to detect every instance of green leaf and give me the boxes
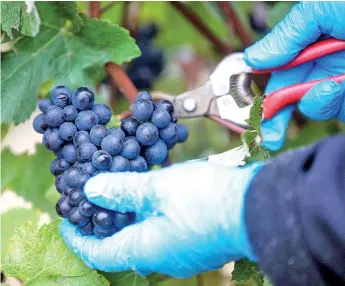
[263,276,273,286]
[101,272,149,286]
[1,208,40,252]
[245,95,263,131]
[1,2,140,124]
[53,1,83,32]
[1,220,108,286]
[0,1,24,38]
[267,2,296,28]
[1,145,55,216]
[232,259,260,283]
[1,123,9,140]
[20,2,41,37]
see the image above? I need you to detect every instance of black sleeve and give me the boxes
[245,134,345,286]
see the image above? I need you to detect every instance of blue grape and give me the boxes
[51,85,72,102]
[155,100,174,116]
[44,106,64,127]
[166,140,176,150]
[79,221,94,236]
[92,210,113,228]
[176,123,189,143]
[78,162,96,176]
[59,122,77,141]
[93,224,117,239]
[107,128,125,141]
[38,99,52,112]
[53,93,71,108]
[93,170,109,176]
[135,91,152,101]
[159,122,178,143]
[63,167,85,188]
[72,87,94,110]
[90,125,107,147]
[120,137,140,159]
[62,144,77,163]
[64,186,74,196]
[100,134,123,156]
[62,105,78,121]
[69,207,90,227]
[55,174,68,194]
[76,142,97,162]
[42,128,64,151]
[92,150,112,170]
[170,117,178,123]
[56,196,72,218]
[113,212,135,230]
[129,156,148,172]
[151,109,170,128]
[91,104,112,125]
[144,139,167,164]
[79,199,98,217]
[79,173,90,188]
[33,114,47,134]
[75,110,98,131]
[132,100,154,122]
[120,118,139,136]
[73,131,91,147]
[136,122,158,146]
[50,158,70,176]
[109,155,130,172]
[68,189,85,206]
[54,148,64,159]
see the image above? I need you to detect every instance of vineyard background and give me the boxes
[1,2,345,286]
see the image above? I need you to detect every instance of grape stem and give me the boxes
[89,1,101,18]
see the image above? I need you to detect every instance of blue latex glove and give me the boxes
[244,1,345,151]
[60,160,263,278]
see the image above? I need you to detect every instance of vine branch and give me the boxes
[89,1,101,18]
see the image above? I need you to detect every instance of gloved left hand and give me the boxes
[60,159,263,278]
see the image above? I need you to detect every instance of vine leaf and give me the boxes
[53,2,83,32]
[1,220,109,286]
[1,145,55,216]
[20,1,41,37]
[1,1,140,124]
[263,276,273,286]
[232,258,262,284]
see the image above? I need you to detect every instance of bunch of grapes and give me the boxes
[33,86,188,238]
[127,23,164,90]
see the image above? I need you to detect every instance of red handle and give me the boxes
[263,74,345,120]
[252,38,345,75]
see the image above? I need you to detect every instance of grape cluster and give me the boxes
[127,24,164,90]
[33,86,188,238]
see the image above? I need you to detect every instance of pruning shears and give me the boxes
[153,38,345,134]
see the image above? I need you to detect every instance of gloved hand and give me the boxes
[60,159,263,278]
[244,1,345,151]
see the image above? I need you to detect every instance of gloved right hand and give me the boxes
[244,1,345,151]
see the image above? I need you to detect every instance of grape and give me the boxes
[159,122,178,143]
[78,162,96,176]
[73,131,91,147]
[136,23,158,41]
[76,142,97,162]
[55,174,68,194]
[151,109,170,128]
[156,100,174,116]
[72,87,95,110]
[51,85,72,103]
[93,209,113,228]
[44,106,64,127]
[176,123,189,143]
[166,140,176,150]
[79,221,94,236]
[54,148,64,159]
[93,170,110,176]
[129,66,155,89]
[101,134,123,156]
[93,224,117,239]
[171,117,177,123]
[38,99,52,112]
[113,212,135,230]
[91,104,112,125]
[106,127,125,141]
[120,118,139,136]
[136,122,158,146]
[79,173,90,188]
[132,100,154,122]
[129,156,148,172]
[33,113,48,134]
[64,186,74,196]
[90,125,107,146]
[56,196,72,218]
[59,122,77,141]
[63,167,85,188]
[53,93,71,108]
[109,155,130,172]
[68,189,85,206]
[62,105,78,121]
[62,144,77,163]
[135,91,152,101]
[69,207,90,227]
[75,110,98,131]
[144,139,168,164]
[42,128,64,151]
[50,158,70,176]
[120,137,140,159]
[92,150,112,170]
[79,199,98,217]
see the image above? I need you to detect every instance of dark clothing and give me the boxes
[246,134,345,286]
